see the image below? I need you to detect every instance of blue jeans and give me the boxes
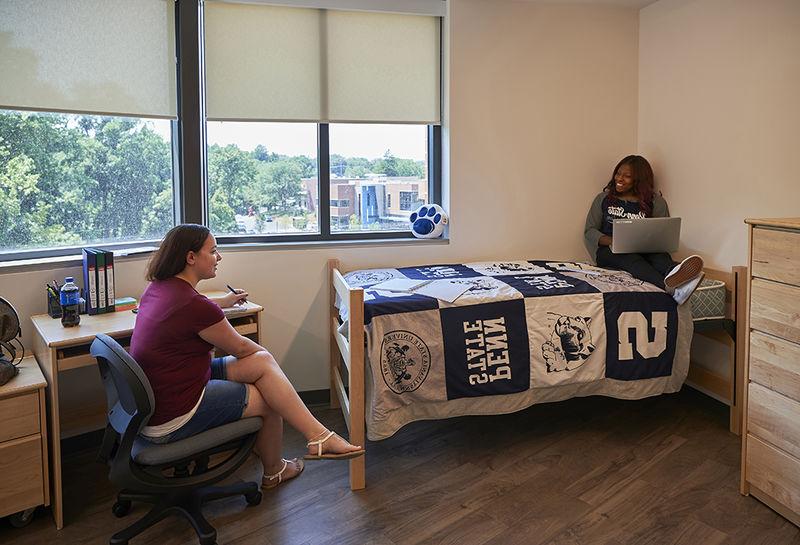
[144,357,249,444]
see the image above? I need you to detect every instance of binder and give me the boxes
[81,248,99,315]
[95,249,107,314]
[104,250,115,312]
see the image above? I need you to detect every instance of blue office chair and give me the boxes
[91,334,263,545]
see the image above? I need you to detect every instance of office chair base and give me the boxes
[109,481,259,545]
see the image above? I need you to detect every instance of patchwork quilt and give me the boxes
[342,260,694,440]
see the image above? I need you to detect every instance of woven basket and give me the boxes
[690,278,726,320]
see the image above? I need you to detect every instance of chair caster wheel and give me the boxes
[245,491,262,506]
[8,508,36,528]
[112,500,132,518]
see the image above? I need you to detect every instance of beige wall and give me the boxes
[0,0,640,399]
[638,0,800,269]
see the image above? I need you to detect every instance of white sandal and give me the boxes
[262,457,304,489]
[304,430,365,460]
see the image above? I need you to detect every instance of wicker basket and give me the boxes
[690,278,726,320]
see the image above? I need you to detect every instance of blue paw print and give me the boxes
[410,206,443,236]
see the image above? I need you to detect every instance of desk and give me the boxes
[31,297,263,529]
[0,357,49,526]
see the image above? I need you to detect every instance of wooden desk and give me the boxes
[30,297,263,529]
[0,357,49,527]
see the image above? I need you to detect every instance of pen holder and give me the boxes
[47,289,62,319]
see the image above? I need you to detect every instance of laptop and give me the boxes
[611,217,681,254]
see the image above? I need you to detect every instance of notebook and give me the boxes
[371,278,470,303]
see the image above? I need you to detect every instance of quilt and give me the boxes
[342,260,694,440]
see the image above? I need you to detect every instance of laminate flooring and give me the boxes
[3,388,799,545]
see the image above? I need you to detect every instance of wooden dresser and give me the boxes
[0,357,49,526]
[741,217,800,526]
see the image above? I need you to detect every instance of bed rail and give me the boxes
[686,265,748,435]
[328,259,365,490]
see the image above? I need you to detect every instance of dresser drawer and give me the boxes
[748,382,800,459]
[750,331,800,402]
[750,278,800,344]
[752,228,800,286]
[0,435,44,518]
[746,434,800,516]
[0,391,40,443]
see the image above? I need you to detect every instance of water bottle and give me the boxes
[60,277,81,327]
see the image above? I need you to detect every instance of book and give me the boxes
[370,278,432,292]
[104,250,115,312]
[371,278,471,303]
[94,249,107,314]
[82,248,99,315]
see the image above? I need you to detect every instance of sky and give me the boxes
[148,120,427,161]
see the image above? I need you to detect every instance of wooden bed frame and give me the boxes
[328,259,747,490]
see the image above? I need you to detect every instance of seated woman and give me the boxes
[583,155,704,305]
[130,224,363,490]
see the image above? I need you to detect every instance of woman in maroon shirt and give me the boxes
[131,224,362,489]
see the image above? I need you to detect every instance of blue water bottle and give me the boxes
[60,277,81,327]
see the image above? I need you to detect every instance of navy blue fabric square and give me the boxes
[440,299,530,399]
[603,292,678,380]
[498,273,599,298]
[363,291,439,323]
[397,264,483,280]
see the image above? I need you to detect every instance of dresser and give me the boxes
[0,357,49,526]
[741,218,800,526]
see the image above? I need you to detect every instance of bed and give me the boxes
[328,259,746,490]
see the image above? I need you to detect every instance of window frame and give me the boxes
[0,0,443,262]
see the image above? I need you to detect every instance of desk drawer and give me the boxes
[750,279,800,344]
[746,434,800,517]
[752,228,800,285]
[750,331,800,402]
[748,382,800,460]
[0,435,44,518]
[0,392,39,443]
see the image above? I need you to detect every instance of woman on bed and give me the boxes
[130,224,363,490]
[583,155,704,305]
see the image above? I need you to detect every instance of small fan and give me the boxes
[0,297,23,386]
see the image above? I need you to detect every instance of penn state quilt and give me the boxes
[342,260,694,441]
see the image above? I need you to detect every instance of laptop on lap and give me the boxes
[611,217,681,254]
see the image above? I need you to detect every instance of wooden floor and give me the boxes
[3,388,799,545]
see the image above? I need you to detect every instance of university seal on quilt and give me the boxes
[380,330,431,394]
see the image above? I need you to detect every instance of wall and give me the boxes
[0,0,640,401]
[638,0,800,269]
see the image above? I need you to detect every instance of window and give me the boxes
[2,0,443,260]
[400,191,422,211]
[0,110,175,255]
[203,1,442,241]
[206,122,318,236]
[0,0,177,259]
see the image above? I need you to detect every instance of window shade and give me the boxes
[0,0,177,119]
[204,1,441,124]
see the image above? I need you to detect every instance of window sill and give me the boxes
[0,236,449,274]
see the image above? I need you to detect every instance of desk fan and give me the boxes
[0,296,23,386]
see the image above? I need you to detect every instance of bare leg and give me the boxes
[225,351,362,459]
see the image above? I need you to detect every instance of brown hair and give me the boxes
[603,155,655,216]
[146,224,211,281]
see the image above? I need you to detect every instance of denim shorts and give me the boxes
[145,357,249,444]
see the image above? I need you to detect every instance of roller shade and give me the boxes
[204,1,441,124]
[0,0,177,119]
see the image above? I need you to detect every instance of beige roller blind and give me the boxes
[204,1,440,124]
[0,0,177,119]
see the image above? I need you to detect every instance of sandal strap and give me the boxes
[307,430,336,457]
[264,458,289,483]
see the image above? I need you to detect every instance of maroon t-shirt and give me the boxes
[130,277,225,426]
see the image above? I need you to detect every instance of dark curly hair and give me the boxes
[603,155,655,216]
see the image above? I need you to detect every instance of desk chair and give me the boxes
[90,334,263,545]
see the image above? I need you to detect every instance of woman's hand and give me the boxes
[599,235,613,247]
[219,288,249,308]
